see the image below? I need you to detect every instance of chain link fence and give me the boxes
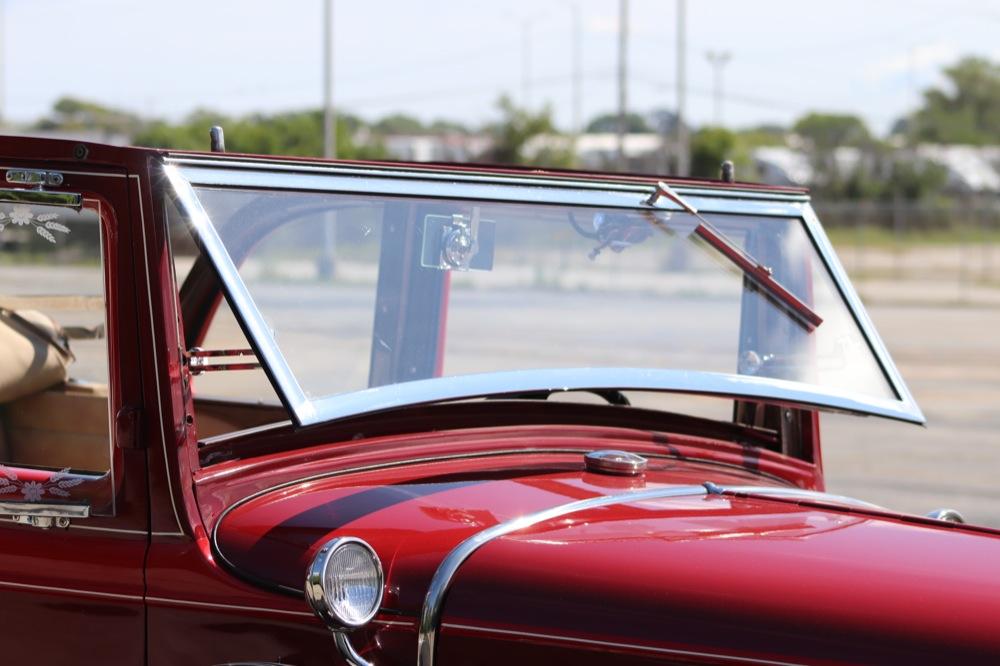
[814,197,1000,306]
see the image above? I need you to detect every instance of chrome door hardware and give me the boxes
[0,501,90,529]
[6,169,64,188]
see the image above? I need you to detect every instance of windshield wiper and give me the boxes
[645,182,823,331]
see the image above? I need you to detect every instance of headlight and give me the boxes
[305,537,384,630]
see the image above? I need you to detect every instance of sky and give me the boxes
[3,0,1000,136]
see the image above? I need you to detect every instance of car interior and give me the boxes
[0,199,114,477]
[0,306,110,473]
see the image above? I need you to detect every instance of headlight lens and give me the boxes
[306,537,384,630]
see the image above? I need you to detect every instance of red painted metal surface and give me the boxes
[207,447,1000,664]
[442,496,1000,663]
[194,424,817,524]
[0,147,148,663]
[212,457,789,598]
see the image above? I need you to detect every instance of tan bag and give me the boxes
[0,309,70,404]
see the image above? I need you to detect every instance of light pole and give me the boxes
[521,18,532,109]
[616,0,629,171]
[571,1,582,141]
[320,0,337,280]
[504,11,544,110]
[705,50,732,127]
[322,0,336,159]
[675,0,688,176]
[0,0,5,128]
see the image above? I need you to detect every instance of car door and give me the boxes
[0,164,146,663]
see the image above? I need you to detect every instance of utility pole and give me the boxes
[322,0,336,159]
[571,2,582,140]
[521,18,532,109]
[320,0,337,280]
[0,0,5,128]
[675,0,688,176]
[506,12,544,110]
[616,0,629,171]
[706,50,732,127]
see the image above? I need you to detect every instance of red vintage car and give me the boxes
[0,135,997,665]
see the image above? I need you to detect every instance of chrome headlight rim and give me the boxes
[305,536,384,631]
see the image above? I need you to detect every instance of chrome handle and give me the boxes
[0,188,82,208]
[0,500,90,529]
[2,168,80,207]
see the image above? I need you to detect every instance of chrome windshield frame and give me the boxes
[162,156,924,428]
[800,204,921,417]
[163,164,316,423]
[308,367,922,424]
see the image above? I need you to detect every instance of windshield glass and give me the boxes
[172,182,899,424]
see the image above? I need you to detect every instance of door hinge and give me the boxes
[115,405,144,449]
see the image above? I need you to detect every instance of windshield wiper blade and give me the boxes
[645,181,823,331]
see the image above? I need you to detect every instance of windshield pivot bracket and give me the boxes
[185,347,261,375]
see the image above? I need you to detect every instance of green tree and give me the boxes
[690,127,738,179]
[908,56,1000,144]
[736,124,787,149]
[879,160,948,201]
[34,96,144,136]
[792,112,872,149]
[427,119,469,134]
[790,112,883,199]
[133,108,228,151]
[133,109,387,159]
[585,112,651,133]
[484,95,572,167]
[372,113,424,135]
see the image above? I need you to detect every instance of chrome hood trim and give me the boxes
[416,483,712,666]
[417,482,889,666]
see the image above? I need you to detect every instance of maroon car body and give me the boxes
[0,136,997,666]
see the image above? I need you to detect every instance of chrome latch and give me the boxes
[6,169,65,189]
[185,347,261,375]
[13,514,71,529]
[1,500,89,529]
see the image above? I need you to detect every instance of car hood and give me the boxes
[214,468,1000,662]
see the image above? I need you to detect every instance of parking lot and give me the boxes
[822,302,1000,526]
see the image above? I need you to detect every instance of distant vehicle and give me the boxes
[1,135,997,665]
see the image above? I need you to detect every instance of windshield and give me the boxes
[164,165,915,428]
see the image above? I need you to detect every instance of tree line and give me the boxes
[29,56,999,200]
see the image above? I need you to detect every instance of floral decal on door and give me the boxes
[0,205,71,243]
[0,466,84,501]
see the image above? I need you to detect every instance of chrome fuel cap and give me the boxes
[585,450,648,476]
